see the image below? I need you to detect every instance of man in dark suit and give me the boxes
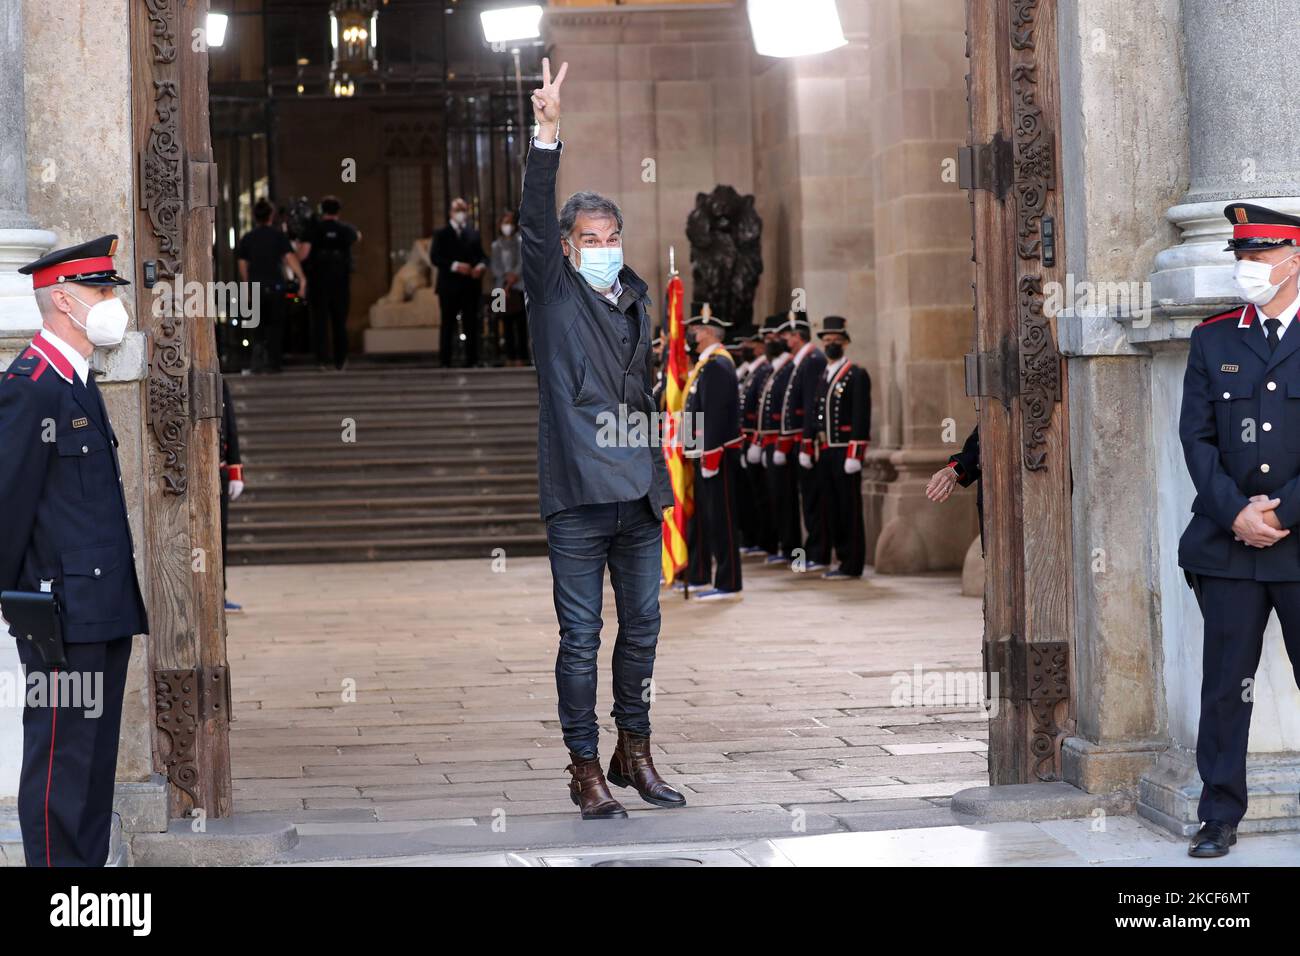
[522,59,682,820]
[1,236,149,866]
[783,313,829,571]
[431,197,488,367]
[1178,202,1300,858]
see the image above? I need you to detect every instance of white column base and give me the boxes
[0,228,56,333]
[1150,198,1300,318]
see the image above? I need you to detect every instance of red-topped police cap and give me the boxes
[18,234,130,289]
[1223,203,1300,253]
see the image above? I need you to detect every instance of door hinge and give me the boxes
[189,368,221,421]
[186,160,219,209]
[958,132,1012,200]
[965,342,1018,403]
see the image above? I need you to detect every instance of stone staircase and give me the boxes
[225,365,547,564]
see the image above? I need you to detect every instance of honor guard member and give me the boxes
[810,316,871,579]
[782,312,829,571]
[0,235,149,866]
[756,312,800,564]
[220,377,245,613]
[740,315,781,557]
[1178,202,1300,859]
[682,304,743,600]
[730,331,760,552]
[651,325,666,410]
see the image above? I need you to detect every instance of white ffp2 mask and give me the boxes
[1233,253,1300,306]
[64,290,130,348]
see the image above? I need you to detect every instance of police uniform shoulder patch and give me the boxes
[1197,307,1246,329]
[4,350,42,380]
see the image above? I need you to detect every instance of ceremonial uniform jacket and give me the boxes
[781,343,827,452]
[809,359,871,459]
[0,334,148,642]
[684,345,742,470]
[1178,303,1300,581]
[757,353,794,447]
[740,356,772,451]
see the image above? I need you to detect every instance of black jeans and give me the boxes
[251,288,287,372]
[545,495,662,758]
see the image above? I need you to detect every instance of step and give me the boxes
[235,414,539,434]
[231,492,540,512]
[230,514,544,542]
[227,533,550,564]
[233,478,538,501]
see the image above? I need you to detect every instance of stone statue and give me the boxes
[381,237,434,303]
[685,185,763,333]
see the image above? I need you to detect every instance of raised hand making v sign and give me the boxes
[531,57,567,145]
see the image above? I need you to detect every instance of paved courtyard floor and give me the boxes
[225,555,995,859]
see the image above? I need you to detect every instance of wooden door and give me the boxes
[962,0,1074,784]
[130,0,232,819]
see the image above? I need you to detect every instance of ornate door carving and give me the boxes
[131,0,232,818]
[963,0,1075,783]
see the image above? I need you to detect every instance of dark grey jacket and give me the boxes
[519,141,673,519]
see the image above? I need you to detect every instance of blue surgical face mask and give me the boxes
[569,241,623,290]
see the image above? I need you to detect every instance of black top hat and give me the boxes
[817,315,851,342]
[780,310,811,333]
[19,235,130,289]
[686,302,731,328]
[760,313,786,334]
[1223,203,1300,253]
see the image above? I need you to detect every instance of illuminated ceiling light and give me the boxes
[480,5,543,45]
[330,0,378,86]
[207,12,229,48]
[746,0,846,58]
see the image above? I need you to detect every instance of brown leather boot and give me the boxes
[607,729,687,808]
[566,753,628,820]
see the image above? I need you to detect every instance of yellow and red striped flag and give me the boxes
[661,254,692,583]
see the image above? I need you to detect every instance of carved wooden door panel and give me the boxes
[131,0,232,819]
[963,0,1074,784]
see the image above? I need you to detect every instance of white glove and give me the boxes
[228,479,245,501]
[746,443,762,465]
[702,465,719,479]
[844,457,863,475]
[739,453,747,470]
[773,450,787,467]
[799,451,813,470]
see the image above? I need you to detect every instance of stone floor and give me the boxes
[225,555,990,857]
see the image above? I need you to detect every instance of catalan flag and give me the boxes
[661,256,691,583]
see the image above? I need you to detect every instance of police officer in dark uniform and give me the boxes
[809,316,871,579]
[783,312,829,572]
[756,311,800,564]
[683,303,743,600]
[651,325,666,410]
[1179,202,1300,858]
[0,235,149,866]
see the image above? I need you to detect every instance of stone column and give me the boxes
[1149,0,1300,314]
[1139,0,1300,833]
[0,0,55,331]
[864,0,978,573]
[0,0,54,821]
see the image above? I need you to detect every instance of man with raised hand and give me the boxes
[520,58,684,820]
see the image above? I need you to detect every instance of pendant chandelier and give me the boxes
[330,0,379,96]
